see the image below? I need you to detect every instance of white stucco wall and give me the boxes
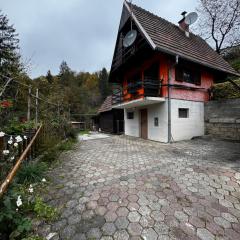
[171,99,204,141]
[124,108,140,137]
[123,99,204,142]
[147,103,168,142]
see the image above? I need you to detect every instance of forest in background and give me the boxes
[0,8,111,127]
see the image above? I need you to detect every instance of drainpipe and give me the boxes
[167,55,179,143]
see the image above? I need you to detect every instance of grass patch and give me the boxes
[57,139,76,151]
[16,162,48,184]
[79,130,90,135]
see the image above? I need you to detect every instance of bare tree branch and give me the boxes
[194,0,240,53]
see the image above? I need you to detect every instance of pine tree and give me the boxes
[46,70,53,84]
[99,68,109,101]
[0,11,21,79]
[58,61,73,85]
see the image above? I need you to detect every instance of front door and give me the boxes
[140,109,148,139]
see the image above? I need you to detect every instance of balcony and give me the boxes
[112,79,165,108]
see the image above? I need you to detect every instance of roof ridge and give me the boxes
[126,1,200,39]
[126,2,179,30]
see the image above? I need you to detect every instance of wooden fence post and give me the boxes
[27,86,31,121]
[0,136,4,161]
[35,88,39,126]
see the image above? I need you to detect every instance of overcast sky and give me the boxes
[1,0,197,78]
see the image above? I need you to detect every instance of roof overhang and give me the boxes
[112,97,165,109]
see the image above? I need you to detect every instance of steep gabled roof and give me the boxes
[117,1,239,76]
[98,96,112,113]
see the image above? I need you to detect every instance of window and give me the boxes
[127,112,134,119]
[154,117,159,126]
[176,65,201,85]
[178,108,189,118]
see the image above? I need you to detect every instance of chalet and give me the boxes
[95,96,124,134]
[109,1,239,143]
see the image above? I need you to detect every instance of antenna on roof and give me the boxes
[184,12,198,25]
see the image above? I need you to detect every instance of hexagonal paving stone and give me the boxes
[197,228,215,240]
[102,222,117,236]
[214,216,231,228]
[140,215,155,228]
[109,194,120,202]
[72,233,86,240]
[87,200,98,210]
[105,211,118,222]
[116,207,129,217]
[127,222,143,236]
[114,230,129,240]
[174,211,188,222]
[154,222,169,235]
[221,212,238,223]
[151,210,165,222]
[128,194,139,203]
[107,202,119,211]
[128,211,141,222]
[95,206,107,216]
[189,216,205,228]
[141,228,158,240]
[87,228,102,239]
[127,202,140,211]
[115,216,129,230]
[60,225,76,239]
[101,237,113,240]
[82,210,95,220]
[138,206,151,216]
[68,214,81,225]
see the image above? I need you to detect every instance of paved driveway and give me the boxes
[39,136,240,240]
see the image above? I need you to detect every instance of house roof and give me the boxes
[98,96,112,113]
[121,2,239,76]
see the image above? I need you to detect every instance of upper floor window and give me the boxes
[175,65,201,85]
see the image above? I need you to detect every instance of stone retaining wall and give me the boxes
[205,99,240,141]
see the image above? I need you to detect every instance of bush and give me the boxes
[213,79,240,100]
[0,186,32,240]
[57,139,76,151]
[3,119,36,135]
[41,148,59,164]
[16,162,47,184]
[33,197,58,221]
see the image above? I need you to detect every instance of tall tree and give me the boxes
[46,70,53,84]
[0,11,21,78]
[99,68,109,101]
[195,0,240,53]
[58,61,73,86]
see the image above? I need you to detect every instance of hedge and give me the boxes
[213,79,240,100]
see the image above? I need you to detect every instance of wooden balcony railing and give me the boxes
[112,79,162,105]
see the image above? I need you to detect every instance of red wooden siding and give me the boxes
[120,53,213,103]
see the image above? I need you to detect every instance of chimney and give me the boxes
[178,11,189,32]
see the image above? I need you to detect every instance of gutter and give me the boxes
[168,55,179,143]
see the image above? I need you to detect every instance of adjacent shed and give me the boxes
[96,96,124,134]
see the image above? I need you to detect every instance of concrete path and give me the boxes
[37,136,240,240]
[78,132,110,141]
